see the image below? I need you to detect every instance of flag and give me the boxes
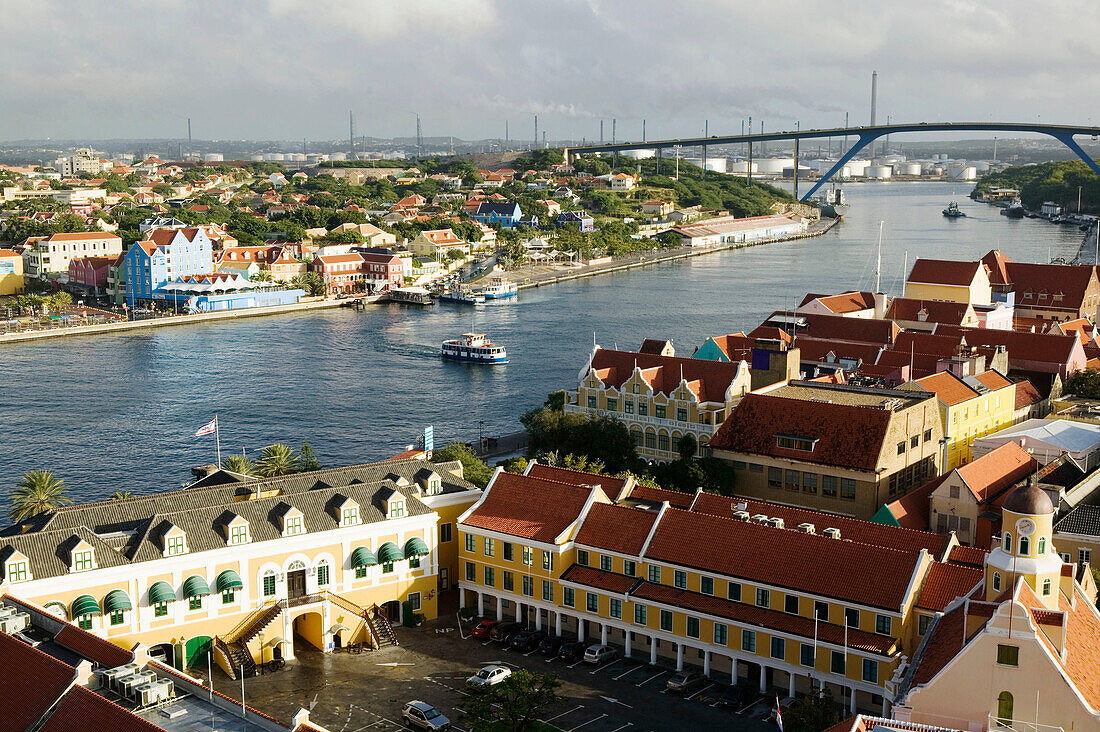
[195,417,218,437]
[774,695,784,732]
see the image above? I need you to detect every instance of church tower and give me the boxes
[985,483,1063,610]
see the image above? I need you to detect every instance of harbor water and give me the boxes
[0,182,1088,501]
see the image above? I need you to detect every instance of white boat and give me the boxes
[480,275,518,299]
[439,282,485,304]
[441,333,507,364]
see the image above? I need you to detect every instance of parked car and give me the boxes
[489,622,523,643]
[401,701,451,731]
[716,683,755,709]
[470,619,500,640]
[467,664,512,687]
[583,644,619,665]
[537,635,565,656]
[509,629,544,652]
[557,641,586,662]
[666,670,706,694]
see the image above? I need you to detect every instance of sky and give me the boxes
[3,0,1100,143]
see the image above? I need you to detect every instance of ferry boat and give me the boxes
[481,275,518,299]
[441,333,507,364]
[386,287,435,305]
[439,282,485,304]
[1001,203,1026,219]
[942,201,966,218]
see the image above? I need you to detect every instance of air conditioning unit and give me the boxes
[798,522,816,534]
[136,682,159,707]
[768,517,785,529]
[751,514,769,524]
[0,612,29,633]
[0,606,15,620]
[101,664,140,692]
[823,528,842,540]
[735,501,748,512]
[121,670,157,698]
[733,511,751,521]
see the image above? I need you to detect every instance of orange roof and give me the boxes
[885,297,971,325]
[43,231,120,242]
[526,463,628,495]
[916,562,983,612]
[971,369,1013,391]
[911,371,979,407]
[0,248,20,257]
[587,348,744,403]
[1014,380,1042,409]
[955,442,1037,503]
[948,544,988,567]
[0,632,80,730]
[799,290,876,314]
[463,472,603,543]
[883,474,943,530]
[574,503,657,555]
[316,253,364,265]
[981,249,1012,286]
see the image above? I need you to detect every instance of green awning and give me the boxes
[71,594,100,617]
[350,546,377,568]
[182,575,211,598]
[377,541,403,564]
[404,537,429,558]
[148,581,176,605]
[102,589,132,613]
[216,569,243,592]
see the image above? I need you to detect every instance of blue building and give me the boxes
[471,201,522,229]
[557,210,595,232]
[124,227,214,307]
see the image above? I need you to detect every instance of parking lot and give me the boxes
[221,614,778,732]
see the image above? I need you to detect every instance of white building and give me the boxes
[54,149,112,176]
[971,418,1100,472]
[23,232,123,278]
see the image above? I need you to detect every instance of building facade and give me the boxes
[124,228,215,307]
[23,232,123,279]
[0,248,24,294]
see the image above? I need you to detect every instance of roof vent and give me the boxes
[735,501,748,512]
[768,517,785,529]
[733,510,751,521]
[823,527,842,539]
[798,522,816,534]
[751,514,769,524]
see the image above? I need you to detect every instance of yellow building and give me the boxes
[0,458,480,677]
[0,248,23,294]
[566,343,752,462]
[409,229,470,259]
[904,258,992,306]
[901,368,1017,469]
[895,484,1100,729]
[458,462,982,715]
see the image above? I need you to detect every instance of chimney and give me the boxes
[874,292,887,319]
[823,527,842,539]
[798,522,816,534]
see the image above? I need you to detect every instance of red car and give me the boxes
[470,619,501,640]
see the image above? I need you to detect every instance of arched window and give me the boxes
[1003,532,1012,552]
[1038,537,1046,555]
[1042,578,1052,596]
[997,691,1013,725]
[288,560,307,572]
[993,572,1001,591]
[1019,536,1030,556]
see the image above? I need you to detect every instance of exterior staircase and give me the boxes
[215,600,285,679]
[367,604,399,648]
[213,636,256,680]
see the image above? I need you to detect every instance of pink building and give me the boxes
[67,255,113,293]
[358,252,404,292]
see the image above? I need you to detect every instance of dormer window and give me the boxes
[72,543,96,573]
[5,552,31,583]
[227,517,250,545]
[280,507,305,536]
[166,535,186,556]
[342,504,360,526]
[389,498,406,518]
[775,434,817,452]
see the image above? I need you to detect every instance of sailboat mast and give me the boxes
[875,220,884,293]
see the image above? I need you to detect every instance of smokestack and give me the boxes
[642,119,646,143]
[187,118,191,149]
[870,70,878,127]
[600,120,604,143]
[612,118,616,143]
[534,115,538,151]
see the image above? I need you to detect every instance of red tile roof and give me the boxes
[463,472,602,543]
[947,545,987,567]
[971,369,1013,391]
[0,632,76,730]
[690,493,949,556]
[907,258,984,287]
[54,624,134,667]
[885,297,972,325]
[1058,584,1100,709]
[1006,261,1097,311]
[955,442,1036,503]
[937,326,1082,369]
[1014,380,1043,410]
[710,392,895,472]
[526,463,628,496]
[587,348,744,403]
[796,313,899,345]
[40,685,162,732]
[981,249,1012,286]
[916,562,983,612]
[644,508,921,609]
[798,291,876,314]
[911,601,968,684]
[882,474,943,531]
[43,231,121,242]
[574,503,657,555]
[705,332,754,362]
[911,371,979,407]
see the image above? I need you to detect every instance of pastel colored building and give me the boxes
[314,252,365,295]
[67,255,114,295]
[409,229,470,259]
[904,259,992,307]
[471,201,522,229]
[0,459,479,676]
[22,232,123,279]
[0,248,24,295]
[124,227,214,307]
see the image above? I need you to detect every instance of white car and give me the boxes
[466,664,512,687]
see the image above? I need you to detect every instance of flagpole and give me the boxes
[215,414,222,468]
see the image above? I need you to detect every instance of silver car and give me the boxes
[466,664,512,686]
[402,701,450,731]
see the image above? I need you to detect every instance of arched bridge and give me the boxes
[563,122,1100,202]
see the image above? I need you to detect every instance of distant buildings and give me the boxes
[671,214,809,248]
[471,201,522,229]
[22,232,123,279]
[409,229,470,259]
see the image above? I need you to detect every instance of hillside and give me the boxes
[974,160,1100,214]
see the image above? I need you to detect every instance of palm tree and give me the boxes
[250,269,273,283]
[253,444,299,477]
[10,470,71,522]
[46,291,72,314]
[108,490,134,501]
[222,454,255,475]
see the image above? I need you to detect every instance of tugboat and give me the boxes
[942,201,966,218]
[441,333,508,364]
[815,184,850,218]
[1001,202,1026,219]
[439,282,485,304]
[480,275,518,299]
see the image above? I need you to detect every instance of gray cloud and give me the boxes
[1,0,1099,142]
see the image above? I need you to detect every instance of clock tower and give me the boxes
[985,483,1062,610]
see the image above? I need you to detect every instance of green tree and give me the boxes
[678,433,698,462]
[10,470,71,522]
[291,272,325,297]
[782,688,841,732]
[221,454,255,475]
[299,441,321,471]
[45,291,72,314]
[431,442,493,488]
[250,269,273,283]
[496,456,529,474]
[461,669,562,732]
[521,408,636,474]
[327,230,364,244]
[108,490,134,501]
[254,444,299,477]
[1065,368,1100,399]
